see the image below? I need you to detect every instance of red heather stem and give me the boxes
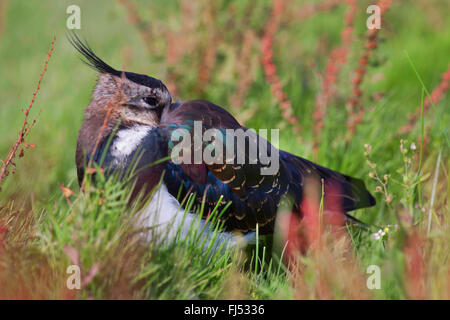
[403,232,426,299]
[165,0,197,97]
[119,0,181,96]
[196,2,220,94]
[0,37,55,190]
[313,0,357,156]
[230,30,257,115]
[118,0,153,54]
[262,0,302,137]
[346,0,393,135]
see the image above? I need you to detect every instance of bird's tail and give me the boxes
[281,151,376,212]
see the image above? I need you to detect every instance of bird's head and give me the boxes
[69,34,171,126]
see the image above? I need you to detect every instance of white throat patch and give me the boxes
[111,125,151,163]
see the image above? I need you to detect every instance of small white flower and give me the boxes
[410,143,417,150]
[371,233,381,240]
[371,227,390,241]
[371,230,383,240]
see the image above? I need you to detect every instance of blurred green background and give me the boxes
[0,0,448,217]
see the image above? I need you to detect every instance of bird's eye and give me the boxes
[144,96,158,106]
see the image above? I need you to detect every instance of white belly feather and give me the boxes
[138,184,254,249]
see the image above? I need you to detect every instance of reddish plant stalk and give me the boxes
[346,0,393,135]
[262,0,343,139]
[87,74,126,171]
[118,0,181,96]
[165,0,197,97]
[313,0,357,156]
[0,37,55,191]
[196,2,220,94]
[261,0,302,137]
[403,232,427,299]
[229,30,257,115]
[118,0,153,54]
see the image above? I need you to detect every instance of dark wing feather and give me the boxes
[160,100,289,233]
[161,99,276,196]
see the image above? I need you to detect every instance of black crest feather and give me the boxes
[68,33,168,90]
[67,32,121,76]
